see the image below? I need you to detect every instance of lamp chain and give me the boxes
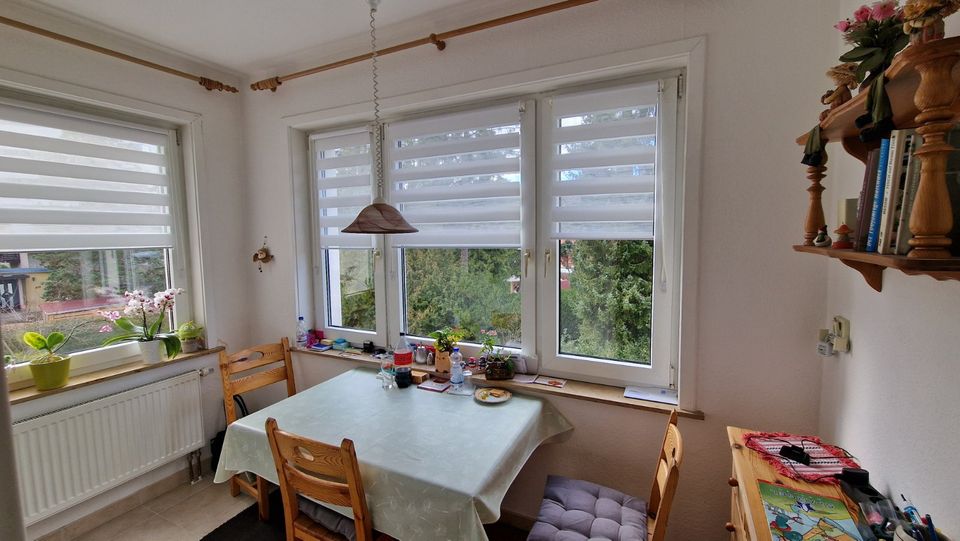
[369,6,384,196]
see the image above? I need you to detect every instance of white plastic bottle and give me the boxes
[450,347,464,391]
[296,316,308,347]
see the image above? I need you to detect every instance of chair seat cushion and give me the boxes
[528,475,648,541]
[297,496,356,541]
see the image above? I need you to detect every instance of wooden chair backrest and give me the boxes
[266,418,374,541]
[219,337,296,424]
[647,410,683,541]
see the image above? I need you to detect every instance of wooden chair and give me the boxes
[266,417,386,541]
[218,337,297,520]
[527,411,683,541]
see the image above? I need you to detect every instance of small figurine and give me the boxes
[813,224,833,247]
[252,235,275,272]
[819,63,858,121]
[833,223,854,249]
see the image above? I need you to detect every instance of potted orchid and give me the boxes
[479,329,515,381]
[836,1,909,86]
[99,288,183,364]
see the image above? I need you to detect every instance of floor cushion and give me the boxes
[528,475,648,541]
[297,496,356,541]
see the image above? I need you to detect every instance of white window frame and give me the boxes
[309,128,388,347]
[296,38,704,407]
[535,74,683,389]
[2,97,193,388]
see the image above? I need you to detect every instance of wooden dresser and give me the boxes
[726,426,859,541]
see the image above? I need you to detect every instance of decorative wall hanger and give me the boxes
[252,236,275,272]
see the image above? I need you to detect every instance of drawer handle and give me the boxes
[725,522,737,532]
[728,477,739,487]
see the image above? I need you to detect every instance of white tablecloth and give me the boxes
[213,367,573,540]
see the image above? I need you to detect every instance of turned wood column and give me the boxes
[804,147,827,246]
[908,52,959,258]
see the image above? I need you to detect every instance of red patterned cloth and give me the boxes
[742,431,859,484]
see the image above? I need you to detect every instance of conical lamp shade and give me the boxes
[342,200,418,234]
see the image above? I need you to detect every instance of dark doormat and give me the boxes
[201,490,528,541]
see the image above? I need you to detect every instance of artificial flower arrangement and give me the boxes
[99,288,184,359]
[479,329,515,380]
[836,1,909,86]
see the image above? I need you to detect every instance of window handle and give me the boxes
[523,249,531,277]
[544,249,552,277]
[374,249,381,259]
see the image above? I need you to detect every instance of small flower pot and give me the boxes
[181,338,201,354]
[485,359,515,381]
[138,340,165,364]
[29,355,71,391]
[435,350,451,373]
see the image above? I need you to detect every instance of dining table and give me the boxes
[213,367,574,541]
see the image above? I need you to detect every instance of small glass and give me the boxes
[379,355,396,390]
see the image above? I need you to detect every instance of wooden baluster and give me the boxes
[908,52,959,258]
[804,147,827,246]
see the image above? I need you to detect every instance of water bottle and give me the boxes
[450,347,464,391]
[295,316,308,347]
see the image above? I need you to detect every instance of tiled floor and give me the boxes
[74,477,253,541]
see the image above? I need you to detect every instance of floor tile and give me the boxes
[112,513,190,541]
[158,481,254,539]
[72,506,158,541]
[142,475,213,514]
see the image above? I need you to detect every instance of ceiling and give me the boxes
[26,0,478,75]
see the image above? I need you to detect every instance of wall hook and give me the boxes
[253,235,274,272]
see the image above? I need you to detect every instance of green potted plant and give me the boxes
[21,330,72,391]
[479,329,515,380]
[175,321,204,353]
[99,288,183,364]
[428,327,463,373]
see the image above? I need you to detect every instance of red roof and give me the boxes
[40,297,124,315]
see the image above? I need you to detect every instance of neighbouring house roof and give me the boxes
[0,267,50,277]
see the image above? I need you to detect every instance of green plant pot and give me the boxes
[29,355,71,391]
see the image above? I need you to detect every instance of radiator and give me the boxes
[13,371,204,525]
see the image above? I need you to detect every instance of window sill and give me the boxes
[7,346,225,406]
[292,347,704,420]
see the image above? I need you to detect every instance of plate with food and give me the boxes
[474,387,512,404]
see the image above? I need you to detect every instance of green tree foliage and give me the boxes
[560,240,654,364]
[33,251,89,301]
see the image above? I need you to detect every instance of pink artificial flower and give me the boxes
[835,19,851,32]
[98,324,113,333]
[870,0,897,21]
[854,5,872,21]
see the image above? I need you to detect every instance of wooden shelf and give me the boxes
[793,245,960,291]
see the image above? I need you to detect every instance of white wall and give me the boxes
[819,3,960,534]
[0,3,249,538]
[244,1,838,538]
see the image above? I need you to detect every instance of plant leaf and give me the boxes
[859,51,886,77]
[160,335,181,359]
[840,46,880,61]
[148,316,164,340]
[22,332,47,351]
[114,317,137,332]
[45,332,65,351]
[101,333,141,346]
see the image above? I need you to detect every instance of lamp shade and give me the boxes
[341,199,419,234]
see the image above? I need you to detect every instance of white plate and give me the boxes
[474,387,512,404]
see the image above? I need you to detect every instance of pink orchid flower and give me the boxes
[98,324,113,333]
[870,0,897,21]
[854,5,872,22]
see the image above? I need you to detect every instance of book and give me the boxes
[757,480,863,541]
[895,133,922,254]
[417,379,450,392]
[533,375,566,388]
[866,138,891,252]
[854,148,882,251]
[878,131,913,254]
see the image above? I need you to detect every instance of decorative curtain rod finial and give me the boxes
[429,33,446,50]
[198,77,239,93]
[250,77,282,92]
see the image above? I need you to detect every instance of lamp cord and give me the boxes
[369,5,384,196]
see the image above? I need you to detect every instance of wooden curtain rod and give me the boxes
[251,0,600,92]
[0,15,239,93]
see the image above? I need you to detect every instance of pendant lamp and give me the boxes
[342,0,418,235]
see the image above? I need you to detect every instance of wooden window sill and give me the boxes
[8,346,225,406]
[292,347,704,420]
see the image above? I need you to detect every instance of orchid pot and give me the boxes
[99,289,184,362]
[138,340,165,364]
[29,355,71,391]
[484,357,515,381]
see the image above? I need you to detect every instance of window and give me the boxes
[0,99,190,378]
[310,74,685,389]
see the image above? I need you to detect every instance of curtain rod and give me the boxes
[0,15,239,93]
[250,0,600,92]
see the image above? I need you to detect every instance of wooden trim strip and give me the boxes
[250,0,600,92]
[0,15,239,93]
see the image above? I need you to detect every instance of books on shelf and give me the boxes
[865,138,890,253]
[878,130,913,254]
[855,148,881,251]
[895,133,922,255]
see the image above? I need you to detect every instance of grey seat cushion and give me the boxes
[528,475,648,541]
[297,496,356,541]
